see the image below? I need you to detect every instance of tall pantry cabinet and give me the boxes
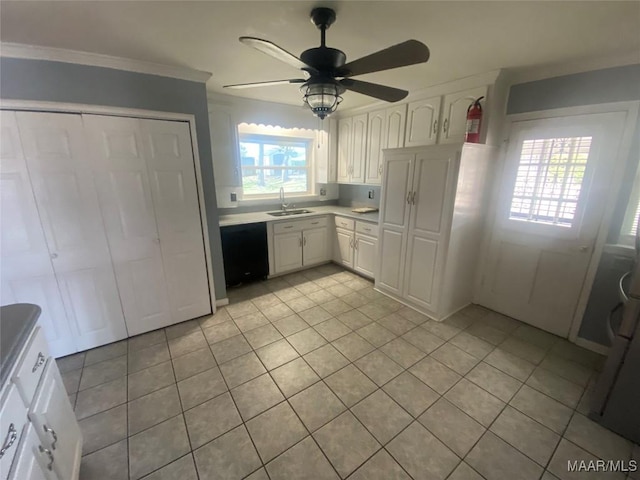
[376,143,495,320]
[0,110,212,357]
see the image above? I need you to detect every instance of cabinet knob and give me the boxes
[32,352,46,373]
[442,118,448,133]
[38,445,54,471]
[0,423,17,459]
[153,238,160,244]
[50,253,58,260]
[433,119,438,135]
[407,191,412,205]
[43,425,58,450]
[378,165,383,174]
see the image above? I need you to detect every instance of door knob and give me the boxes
[50,253,58,260]
[579,245,589,252]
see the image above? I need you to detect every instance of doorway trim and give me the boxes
[475,100,639,347]
[0,99,218,313]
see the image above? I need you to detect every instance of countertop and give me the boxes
[219,205,379,227]
[1,303,41,385]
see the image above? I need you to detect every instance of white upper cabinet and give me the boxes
[405,96,441,147]
[337,117,352,183]
[384,104,407,149]
[440,86,487,144]
[365,110,385,185]
[350,114,368,184]
[209,105,241,208]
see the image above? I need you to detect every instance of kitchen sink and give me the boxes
[267,209,314,217]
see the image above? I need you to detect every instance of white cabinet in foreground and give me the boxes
[332,216,378,279]
[270,217,330,275]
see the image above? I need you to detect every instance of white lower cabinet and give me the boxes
[354,233,378,278]
[332,217,378,279]
[2,326,81,480]
[8,424,55,480]
[271,217,330,275]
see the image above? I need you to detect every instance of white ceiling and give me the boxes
[1,1,639,109]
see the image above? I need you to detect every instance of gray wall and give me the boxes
[507,64,640,114]
[0,57,227,300]
[338,184,381,208]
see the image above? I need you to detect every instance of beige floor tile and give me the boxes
[184,392,242,449]
[383,371,440,418]
[466,431,543,480]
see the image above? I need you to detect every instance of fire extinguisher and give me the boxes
[464,96,484,143]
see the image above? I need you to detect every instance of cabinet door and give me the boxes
[405,96,441,147]
[16,112,127,352]
[303,227,329,266]
[377,152,414,295]
[385,104,407,149]
[274,232,303,274]
[315,119,338,184]
[141,119,212,323]
[440,86,487,144]
[403,152,453,311]
[84,115,173,337]
[365,110,385,185]
[350,114,368,184]
[337,117,352,183]
[8,424,55,480]
[29,361,82,480]
[354,234,377,279]
[0,112,76,358]
[209,106,241,187]
[334,228,354,268]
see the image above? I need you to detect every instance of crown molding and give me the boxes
[0,42,212,83]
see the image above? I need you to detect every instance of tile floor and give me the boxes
[57,264,640,480]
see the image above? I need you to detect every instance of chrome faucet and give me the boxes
[279,187,289,211]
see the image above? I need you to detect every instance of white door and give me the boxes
[377,152,414,295]
[478,112,628,336]
[351,114,368,184]
[303,227,328,266]
[274,232,303,273]
[365,110,385,185]
[405,96,441,147]
[29,362,82,480]
[440,86,487,144]
[334,228,354,268]
[0,112,75,358]
[141,119,212,323]
[354,234,377,278]
[83,115,173,336]
[337,117,352,183]
[403,151,454,312]
[16,112,128,351]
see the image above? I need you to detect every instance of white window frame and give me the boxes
[236,124,317,203]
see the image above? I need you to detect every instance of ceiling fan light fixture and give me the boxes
[302,81,344,119]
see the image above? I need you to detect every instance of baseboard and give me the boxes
[215,298,230,307]
[574,337,610,355]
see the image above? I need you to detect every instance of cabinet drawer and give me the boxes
[273,220,303,234]
[355,221,378,237]
[11,328,50,408]
[0,385,28,479]
[7,423,54,480]
[334,216,355,230]
[300,216,328,230]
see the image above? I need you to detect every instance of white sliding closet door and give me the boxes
[0,111,76,357]
[84,115,173,336]
[15,112,127,350]
[141,119,211,322]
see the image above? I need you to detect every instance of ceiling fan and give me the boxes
[224,7,430,119]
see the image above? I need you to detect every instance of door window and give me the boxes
[509,136,592,228]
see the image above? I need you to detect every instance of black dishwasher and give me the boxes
[221,222,269,287]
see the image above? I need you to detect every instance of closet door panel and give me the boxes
[16,112,127,350]
[141,119,212,321]
[0,111,75,357]
[84,115,172,335]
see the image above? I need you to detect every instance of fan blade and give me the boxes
[340,79,408,102]
[339,40,429,77]
[239,37,318,73]
[224,79,307,89]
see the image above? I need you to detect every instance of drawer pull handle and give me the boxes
[283,225,293,229]
[311,221,319,225]
[39,445,54,471]
[303,236,307,246]
[43,425,58,450]
[0,423,17,459]
[32,352,46,373]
